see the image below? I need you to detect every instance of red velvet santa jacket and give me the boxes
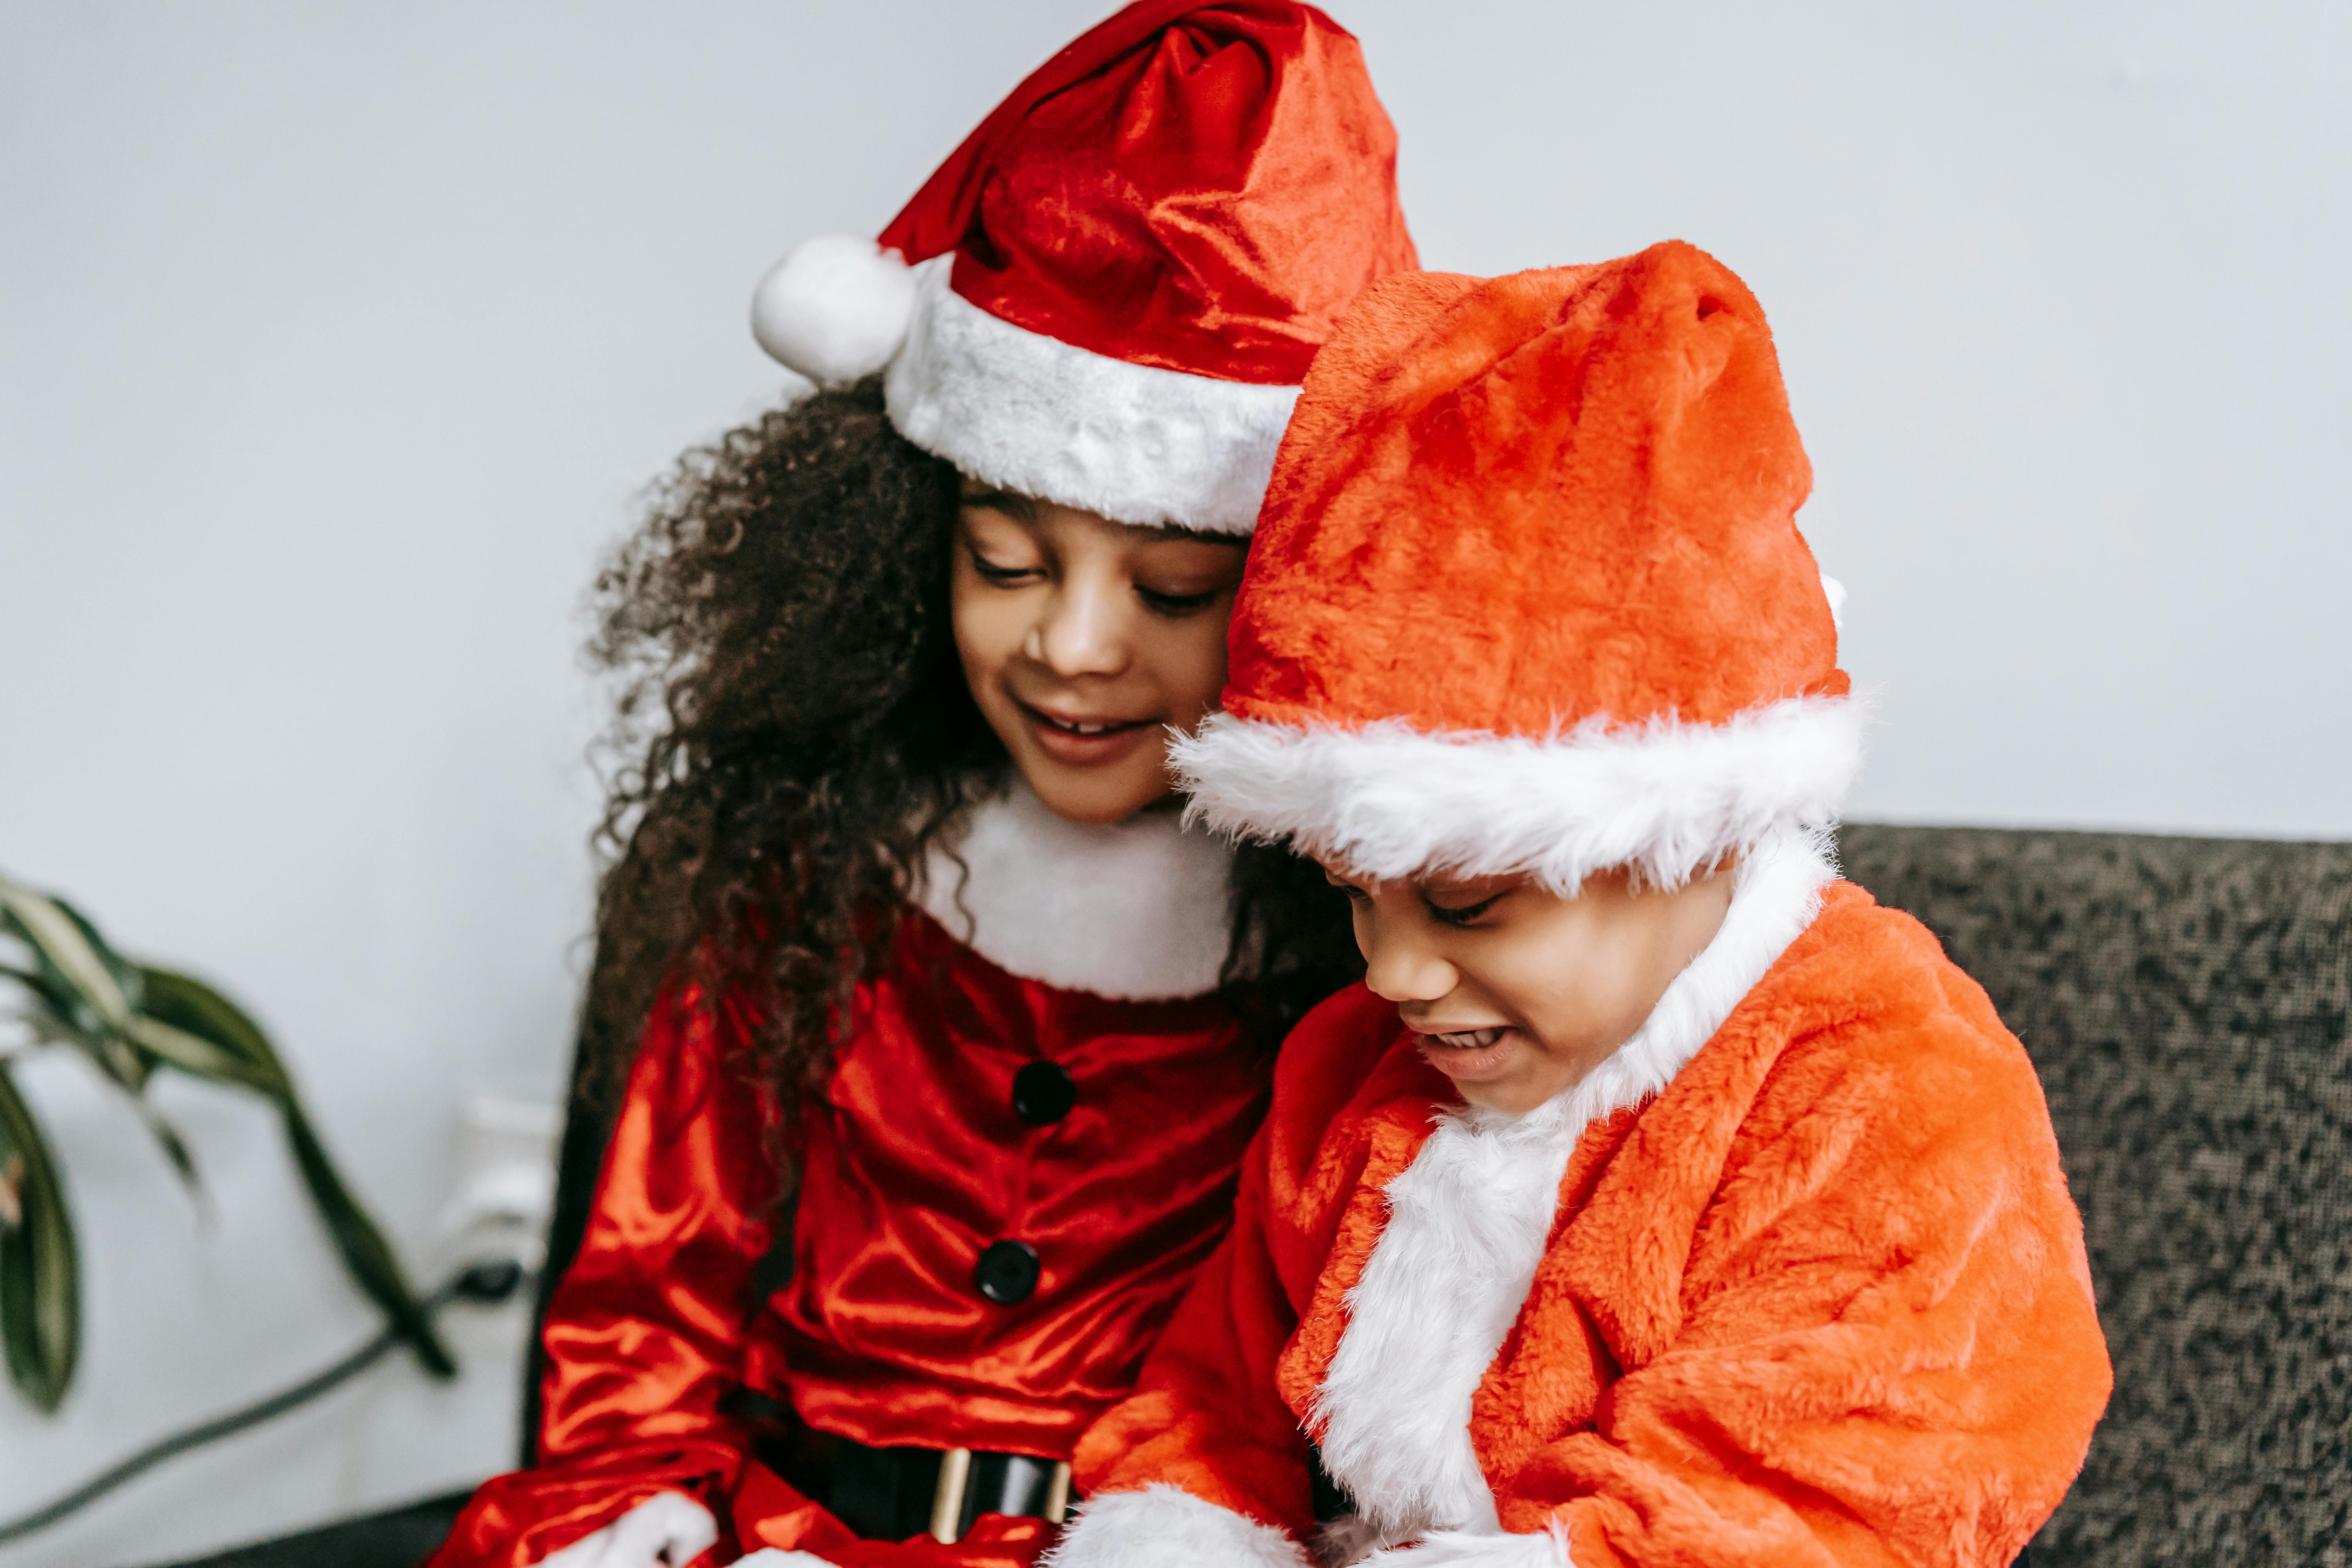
[434,789,1265,1568]
[1053,842,2112,1568]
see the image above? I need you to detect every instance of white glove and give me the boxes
[530,1492,720,1568]
[734,1553,844,1567]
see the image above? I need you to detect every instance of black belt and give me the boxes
[826,1440,1071,1544]
[740,1399,1071,1545]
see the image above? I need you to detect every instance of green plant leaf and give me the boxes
[0,937,201,1204]
[124,1095,206,1208]
[124,1014,279,1095]
[0,1064,78,1412]
[0,882,149,1095]
[136,966,456,1379]
[131,967,290,1094]
[0,880,140,1036]
[280,1106,456,1379]
[0,960,76,1024]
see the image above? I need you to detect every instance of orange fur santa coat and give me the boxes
[1051,840,2111,1567]
[1049,243,2111,1566]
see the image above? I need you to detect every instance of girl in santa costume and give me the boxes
[1047,242,2112,1568]
[426,6,1414,1567]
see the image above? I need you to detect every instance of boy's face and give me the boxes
[953,479,1247,825]
[1321,859,1737,1114]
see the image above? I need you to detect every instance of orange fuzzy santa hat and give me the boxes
[1171,241,1862,889]
[748,0,1417,535]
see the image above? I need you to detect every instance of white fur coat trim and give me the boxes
[1170,693,1864,893]
[915,778,1234,1001]
[1312,830,1835,1546]
[884,256,1299,534]
[1044,1483,1313,1568]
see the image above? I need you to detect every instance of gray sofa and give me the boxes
[156,826,2352,1568]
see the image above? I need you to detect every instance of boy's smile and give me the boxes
[1408,1023,1530,1089]
[1323,861,1738,1114]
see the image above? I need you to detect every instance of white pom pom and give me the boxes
[749,235,917,383]
[1820,572,1847,633]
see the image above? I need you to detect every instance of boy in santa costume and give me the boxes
[429,5,1412,1568]
[1046,243,2112,1567]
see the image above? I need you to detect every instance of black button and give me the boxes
[1012,1060,1077,1126]
[975,1240,1041,1305]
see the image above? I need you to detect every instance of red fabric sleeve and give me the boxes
[1070,1116,1319,1537]
[430,984,789,1567]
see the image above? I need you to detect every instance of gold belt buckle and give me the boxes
[928,1448,1075,1544]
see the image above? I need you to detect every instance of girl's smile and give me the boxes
[1013,699,1164,767]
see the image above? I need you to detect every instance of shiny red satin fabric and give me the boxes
[431,908,1266,1567]
[878,0,1417,385]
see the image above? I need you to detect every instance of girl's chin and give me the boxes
[1014,753,1173,826]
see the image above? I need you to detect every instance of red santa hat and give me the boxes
[1170,241,1863,890]
[748,0,1418,536]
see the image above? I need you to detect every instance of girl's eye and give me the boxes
[1425,892,1504,928]
[969,548,1043,584]
[1136,584,1224,617]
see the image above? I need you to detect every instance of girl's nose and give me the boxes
[1024,574,1130,678]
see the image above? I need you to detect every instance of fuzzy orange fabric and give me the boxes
[1225,241,1841,738]
[1073,885,2111,1566]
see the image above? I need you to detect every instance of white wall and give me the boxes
[0,2,2343,1563]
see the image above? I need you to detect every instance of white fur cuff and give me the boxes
[1044,1484,1313,1568]
[528,1491,717,1568]
[885,257,1299,534]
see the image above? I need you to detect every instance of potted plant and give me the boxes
[0,873,452,1412]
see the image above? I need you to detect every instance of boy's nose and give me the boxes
[1361,927,1457,1006]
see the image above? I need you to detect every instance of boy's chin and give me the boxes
[1419,1030,1536,1107]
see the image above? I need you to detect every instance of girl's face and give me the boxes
[952,480,1247,825]
[1321,860,1737,1114]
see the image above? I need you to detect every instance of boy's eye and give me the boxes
[1424,891,1505,928]
[1136,583,1224,617]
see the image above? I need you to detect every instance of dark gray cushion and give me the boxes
[1839,826,2352,1567]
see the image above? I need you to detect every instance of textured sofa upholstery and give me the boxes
[1838,826,2352,1565]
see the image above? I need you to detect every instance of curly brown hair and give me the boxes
[579,376,1361,1154]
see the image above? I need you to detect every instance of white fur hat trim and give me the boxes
[885,257,1299,534]
[1171,693,1866,894]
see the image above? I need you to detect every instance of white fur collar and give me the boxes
[1312,829,1836,1551]
[913,778,1235,1002]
